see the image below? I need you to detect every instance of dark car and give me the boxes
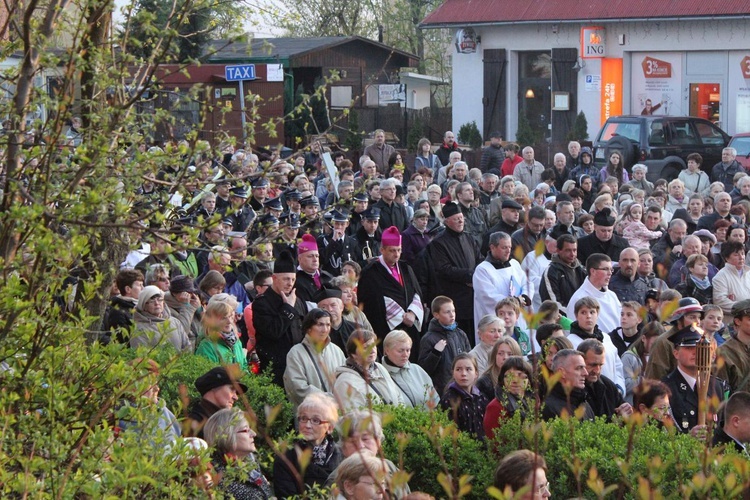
[592,115,731,182]
[728,132,750,172]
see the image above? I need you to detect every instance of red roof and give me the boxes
[421,0,750,27]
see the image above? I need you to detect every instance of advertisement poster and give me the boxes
[600,58,623,125]
[631,52,683,116]
[733,53,750,132]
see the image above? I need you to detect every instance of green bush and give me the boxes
[515,114,538,148]
[567,110,590,142]
[149,348,294,440]
[457,121,483,150]
[378,405,495,499]
[407,114,425,152]
[491,413,750,499]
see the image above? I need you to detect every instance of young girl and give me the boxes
[439,353,490,441]
[475,337,523,401]
[619,203,662,249]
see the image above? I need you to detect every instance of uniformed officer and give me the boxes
[317,209,360,277]
[662,324,726,436]
[226,186,256,233]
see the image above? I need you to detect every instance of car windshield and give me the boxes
[695,121,727,146]
[732,137,750,156]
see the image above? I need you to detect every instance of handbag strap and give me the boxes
[302,343,328,392]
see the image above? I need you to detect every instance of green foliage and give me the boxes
[457,121,482,150]
[491,413,750,498]
[567,110,590,142]
[147,348,294,439]
[407,114,425,152]
[516,114,539,148]
[344,108,364,152]
[378,405,495,499]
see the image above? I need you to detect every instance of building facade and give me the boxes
[421,1,750,144]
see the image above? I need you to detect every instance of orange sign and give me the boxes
[742,56,750,79]
[601,58,623,125]
[642,56,672,78]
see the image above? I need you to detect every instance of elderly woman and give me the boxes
[493,450,550,499]
[469,315,505,375]
[145,264,171,292]
[203,408,272,499]
[381,330,438,409]
[195,299,248,371]
[335,454,388,500]
[426,184,443,221]
[274,393,343,497]
[483,356,536,440]
[331,276,373,332]
[328,410,411,498]
[334,330,404,412]
[283,309,346,408]
[130,286,191,352]
[475,337,522,401]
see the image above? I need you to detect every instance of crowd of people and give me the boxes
[103,128,750,498]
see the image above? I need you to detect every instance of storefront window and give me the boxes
[518,51,551,144]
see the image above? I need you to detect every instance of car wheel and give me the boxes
[661,164,681,182]
[605,136,634,170]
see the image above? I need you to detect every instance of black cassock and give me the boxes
[358,258,424,362]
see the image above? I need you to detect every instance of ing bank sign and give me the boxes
[581,26,606,59]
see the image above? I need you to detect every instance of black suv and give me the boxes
[592,116,730,182]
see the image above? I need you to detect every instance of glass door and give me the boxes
[689,83,721,127]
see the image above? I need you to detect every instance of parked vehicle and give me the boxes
[728,132,750,171]
[592,115,730,182]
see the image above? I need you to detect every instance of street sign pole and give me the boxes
[239,79,246,143]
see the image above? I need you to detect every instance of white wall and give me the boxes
[451,47,483,135]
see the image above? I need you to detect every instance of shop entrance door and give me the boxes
[689,82,721,127]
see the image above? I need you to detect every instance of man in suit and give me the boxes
[712,391,750,454]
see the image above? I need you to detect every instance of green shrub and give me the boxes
[515,114,538,148]
[378,405,495,499]
[407,114,425,152]
[491,413,750,499]
[567,110,590,142]
[457,121,483,149]
[150,348,294,440]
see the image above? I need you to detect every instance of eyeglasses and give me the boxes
[299,416,329,426]
[147,296,165,303]
[535,482,551,495]
[593,267,614,274]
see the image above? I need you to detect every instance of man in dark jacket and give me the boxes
[479,131,504,173]
[712,392,750,453]
[102,268,144,344]
[435,130,463,166]
[609,248,650,303]
[577,208,629,264]
[540,234,586,315]
[456,181,487,254]
[252,251,307,385]
[578,339,632,421]
[651,218,687,273]
[542,349,595,421]
[425,202,481,336]
[186,367,248,438]
[374,178,409,232]
[711,147,745,192]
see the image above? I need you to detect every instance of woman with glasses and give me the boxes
[274,393,343,498]
[283,309,346,408]
[633,379,677,429]
[130,286,191,352]
[204,407,272,500]
[493,449,551,499]
[335,454,388,500]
